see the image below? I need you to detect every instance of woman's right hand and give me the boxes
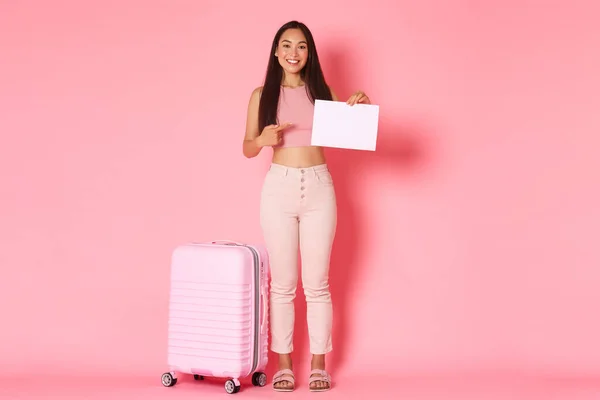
[257,122,293,147]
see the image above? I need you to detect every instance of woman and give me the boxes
[243,20,370,392]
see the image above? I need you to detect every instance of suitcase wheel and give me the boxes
[225,379,241,394]
[252,372,267,387]
[161,372,177,387]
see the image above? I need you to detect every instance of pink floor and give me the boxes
[2,372,599,400]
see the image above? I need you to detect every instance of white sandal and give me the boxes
[309,369,332,392]
[272,368,295,392]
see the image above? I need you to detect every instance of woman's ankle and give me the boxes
[278,353,293,369]
[311,354,326,370]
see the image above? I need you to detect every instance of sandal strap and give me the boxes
[273,368,294,378]
[273,376,295,384]
[309,369,331,384]
[273,369,295,384]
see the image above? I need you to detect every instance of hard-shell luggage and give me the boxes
[160,240,270,394]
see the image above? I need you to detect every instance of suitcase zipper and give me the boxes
[242,244,261,375]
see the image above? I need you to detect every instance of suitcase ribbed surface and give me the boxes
[167,280,255,370]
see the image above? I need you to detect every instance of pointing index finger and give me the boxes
[276,122,293,131]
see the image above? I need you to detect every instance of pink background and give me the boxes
[1,0,600,397]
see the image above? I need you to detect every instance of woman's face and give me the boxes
[275,28,309,76]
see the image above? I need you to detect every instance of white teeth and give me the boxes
[287,60,299,64]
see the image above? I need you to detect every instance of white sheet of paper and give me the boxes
[310,99,380,151]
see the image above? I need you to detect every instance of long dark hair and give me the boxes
[258,21,333,133]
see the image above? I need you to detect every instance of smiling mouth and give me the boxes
[286,59,300,65]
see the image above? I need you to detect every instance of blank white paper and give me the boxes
[310,99,380,151]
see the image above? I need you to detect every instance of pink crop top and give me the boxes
[276,85,315,148]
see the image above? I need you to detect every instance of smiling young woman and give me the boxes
[243,20,370,392]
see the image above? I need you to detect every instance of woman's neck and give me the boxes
[281,74,304,88]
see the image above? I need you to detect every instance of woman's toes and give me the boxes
[311,379,329,390]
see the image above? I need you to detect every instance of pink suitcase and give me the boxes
[160,240,270,394]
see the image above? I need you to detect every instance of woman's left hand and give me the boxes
[346,90,370,106]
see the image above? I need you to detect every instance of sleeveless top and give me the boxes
[276,85,314,148]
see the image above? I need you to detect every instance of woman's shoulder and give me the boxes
[248,86,264,104]
[327,85,338,101]
[252,86,263,97]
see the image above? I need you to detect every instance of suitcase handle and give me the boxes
[210,240,242,246]
[260,286,268,334]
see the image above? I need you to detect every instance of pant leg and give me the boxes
[260,167,299,354]
[298,166,337,355]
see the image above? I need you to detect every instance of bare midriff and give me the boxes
[271,146,327,168]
